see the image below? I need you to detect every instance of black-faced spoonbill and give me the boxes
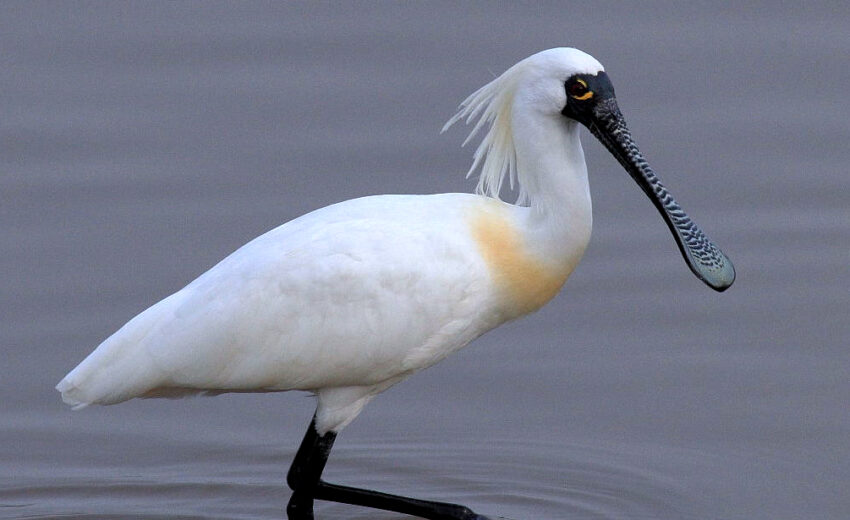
[57,48,735,520]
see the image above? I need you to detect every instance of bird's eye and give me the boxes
[568,79,593,101]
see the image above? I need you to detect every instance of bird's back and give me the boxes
[57,193,509,408]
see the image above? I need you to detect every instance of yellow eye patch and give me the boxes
[570,78,594,100]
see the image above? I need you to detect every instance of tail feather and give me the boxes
[56,338,166,408]
[55,377,90,410]
[56,295,178,408]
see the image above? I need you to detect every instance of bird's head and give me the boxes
[446,48,735,292]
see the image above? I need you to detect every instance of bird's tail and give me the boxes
[56,297,175,408]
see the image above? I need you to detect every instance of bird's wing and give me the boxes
[58,194,497,406]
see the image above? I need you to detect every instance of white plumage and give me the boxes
[57,184,588,433]
[57,47,731,441]
[59,193,533,432]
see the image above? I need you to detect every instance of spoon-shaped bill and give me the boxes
[584,98,735,292]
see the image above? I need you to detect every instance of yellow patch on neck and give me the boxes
[470,205,571,318]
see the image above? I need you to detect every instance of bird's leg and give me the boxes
[286,414,336,519]
[286,414,489,520]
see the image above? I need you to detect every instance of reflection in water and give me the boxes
[6,429,696,520]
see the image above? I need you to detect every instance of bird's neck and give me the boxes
[512,113,593,270]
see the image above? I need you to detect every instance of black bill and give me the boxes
[563,72,735,292]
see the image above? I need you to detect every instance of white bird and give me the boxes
[57,48,734,520]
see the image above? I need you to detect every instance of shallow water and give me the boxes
[2,3,849,520]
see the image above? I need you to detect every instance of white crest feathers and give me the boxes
[443,48,605,207]
[442,58,529,205]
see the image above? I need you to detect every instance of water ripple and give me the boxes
[3,434,702,520]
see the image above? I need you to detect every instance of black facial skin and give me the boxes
[560,72,735,292]
[561,71,617,124]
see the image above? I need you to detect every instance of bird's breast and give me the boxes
[469,204,572,319]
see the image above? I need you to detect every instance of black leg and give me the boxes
[286,415,337,520]
[286,414,489,520]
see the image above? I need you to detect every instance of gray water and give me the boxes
[2,3,849,519]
